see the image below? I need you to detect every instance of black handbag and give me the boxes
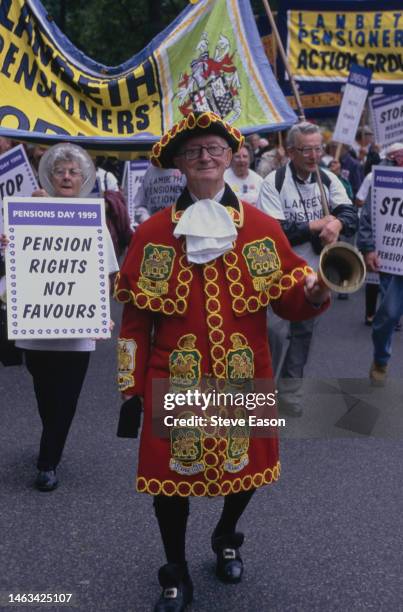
[117,396,142,438]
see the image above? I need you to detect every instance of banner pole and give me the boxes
[268,11,282,149]
[260,0,305,121]
[260,0,330,211]
[357,99,368,162]
[334,142,343,162]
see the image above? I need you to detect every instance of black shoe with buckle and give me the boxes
[35,470,58,492]
[211,532,244,584]
[154,563,193,612]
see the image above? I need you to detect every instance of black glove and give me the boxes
[117,396,142,438]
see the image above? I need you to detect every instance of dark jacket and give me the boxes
[104,190,133,259]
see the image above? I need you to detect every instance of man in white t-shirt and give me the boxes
[224,144,263,206]
[96,166,120,193]
[257,121,358,416]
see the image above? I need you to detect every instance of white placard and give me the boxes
[372,166,403,276]
[0,144,38,233]
[124,160,149,226]
[369,95,403,147]
[333,65,372,146]
[4,197,111,339]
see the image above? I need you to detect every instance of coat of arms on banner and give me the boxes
[175,33,241,123]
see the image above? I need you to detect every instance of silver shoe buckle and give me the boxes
[163,587,178,599]
[223,548,236,560]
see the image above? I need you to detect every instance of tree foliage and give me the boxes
[41,0,278,66]
[41,0,187,66]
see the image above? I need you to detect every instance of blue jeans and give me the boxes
[372,273,403,366]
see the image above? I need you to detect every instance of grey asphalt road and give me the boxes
[1,291,403,612]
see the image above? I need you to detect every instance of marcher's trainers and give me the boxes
[369,362,387,387]
[211,532,244,584]
[154,563,193,612]
[35,470,58,492]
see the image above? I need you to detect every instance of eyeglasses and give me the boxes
[294,146,324,157]
[177,144,229,161]
[53,168,83,178]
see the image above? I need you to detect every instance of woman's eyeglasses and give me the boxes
[53,168,83,178]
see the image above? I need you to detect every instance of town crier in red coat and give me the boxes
[115,111,330,612]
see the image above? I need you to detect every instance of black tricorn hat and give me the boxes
[151,111,244,169]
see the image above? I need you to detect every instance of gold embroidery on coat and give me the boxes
[138,243,176,296]
[117,338,137,391]
[169,334,201,389]
[242,238,282,291]
[226,333,254,385]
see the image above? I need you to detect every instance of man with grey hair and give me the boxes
[257,121,358,417]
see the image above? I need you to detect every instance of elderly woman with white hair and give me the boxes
[224,143,263,205]
[15,143,119,491]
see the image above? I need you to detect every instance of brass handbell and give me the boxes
[314,166,366,294]
[318,241,366,293]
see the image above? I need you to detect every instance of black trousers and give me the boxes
[25,350,91,471]
[153,489,255,564]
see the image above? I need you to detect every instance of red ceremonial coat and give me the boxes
[116,190,328,497]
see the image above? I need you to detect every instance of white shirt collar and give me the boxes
[173,198,237,264]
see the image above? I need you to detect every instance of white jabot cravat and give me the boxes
[173,198,237,264]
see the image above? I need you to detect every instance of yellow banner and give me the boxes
[0,1,161,141]
[0,0,296,157]
[287,92,342,110]
[288,10,403,83]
